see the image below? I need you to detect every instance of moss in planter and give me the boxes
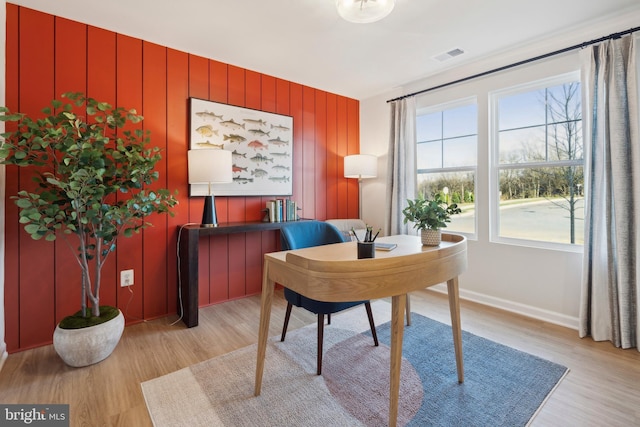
[58,305,120,329]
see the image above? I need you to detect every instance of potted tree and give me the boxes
[402,193,461,246]
[0,92,178,366]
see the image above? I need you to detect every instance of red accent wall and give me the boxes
[4,5,361,353]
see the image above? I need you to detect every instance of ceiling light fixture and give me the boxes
[336,0,395,24]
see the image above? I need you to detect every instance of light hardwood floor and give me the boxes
[1,289,639,426]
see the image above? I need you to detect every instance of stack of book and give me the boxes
[265,199,299,222]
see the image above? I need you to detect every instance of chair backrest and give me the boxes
[280,221,348,250]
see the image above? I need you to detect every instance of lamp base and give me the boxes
[201,195,219,227]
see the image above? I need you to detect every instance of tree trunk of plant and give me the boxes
[81,270,88,318]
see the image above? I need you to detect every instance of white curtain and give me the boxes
[385,97,416,236]
[579,35,640,350]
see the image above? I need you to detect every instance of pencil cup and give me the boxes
[357,242,375,259]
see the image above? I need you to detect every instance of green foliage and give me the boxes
[402,193,461,231]
[1,92,178,320]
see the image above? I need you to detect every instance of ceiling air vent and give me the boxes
[433,48,465,62]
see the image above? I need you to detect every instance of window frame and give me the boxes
[416,96,478,239]
[489,71,583,252]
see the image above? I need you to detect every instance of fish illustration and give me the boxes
[251,168,268,178]
[233,176,254,184]
[270,151,290,158]
[196,125,218,137]
[223,134,246,143]
[220,119,245,130]
[232,165,248,173]
[243,118,267,126]
[195,111,223,121]
[271,124,290,132]
[196,141,224,149]
[268,136,289,146]
[272,165,290,172]
[231,149,246,159]
[247,140,268,150]
[250,153,274,164]
[268,176,290,183]
[248,128,271,137]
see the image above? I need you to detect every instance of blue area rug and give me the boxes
[142,304,568,427]
[372,314,568,426]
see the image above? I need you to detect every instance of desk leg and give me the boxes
[389,294,406,427]
[447,277,464,383]
[180,228,200,328]
[255,261,274,396]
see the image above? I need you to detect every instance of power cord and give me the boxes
[120,222,198,326]
[123,283,146,323]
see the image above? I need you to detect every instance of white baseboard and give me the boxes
[427,284,579,331]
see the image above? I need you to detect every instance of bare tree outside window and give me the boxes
[497,79,584,245]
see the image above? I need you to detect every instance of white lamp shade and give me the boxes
[336,0,395,24]
[188,149,232,184]
[344,154,377,179]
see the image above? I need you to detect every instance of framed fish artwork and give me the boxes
[189,97,294,196]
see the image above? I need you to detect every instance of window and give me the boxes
[491,73,583,247]
[416,99,477,235]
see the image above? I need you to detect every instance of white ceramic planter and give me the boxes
[53,309,125,367]
[421,229,441,246]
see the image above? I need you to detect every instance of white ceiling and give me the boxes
[9,0,640,100]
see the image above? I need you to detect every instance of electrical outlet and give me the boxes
[121,269,134,287]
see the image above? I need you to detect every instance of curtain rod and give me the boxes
[387,26,640,103]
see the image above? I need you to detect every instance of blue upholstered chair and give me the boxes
[279,221,379,375]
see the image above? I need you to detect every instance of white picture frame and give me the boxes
[189,97,294,196]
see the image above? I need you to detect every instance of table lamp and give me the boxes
[344,154,377,218]
[188,149,233,227]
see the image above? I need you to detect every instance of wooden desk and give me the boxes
[254,233,467,427]
[178,221,308,327]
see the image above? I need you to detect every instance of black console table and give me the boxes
[178,221,308,327]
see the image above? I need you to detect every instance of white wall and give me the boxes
[359,13,640,329]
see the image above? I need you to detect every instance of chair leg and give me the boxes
[365,302,379,347]
[406,293,412,326]
[327,313,331,325]
[281,303,293,342]
[317,313,324,375]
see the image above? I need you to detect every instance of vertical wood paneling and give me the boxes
[87,25,118,310]
[227,65,247,300]
[116,34,144,320]
[326,93,339,219]
[142,41,169,318]
[315,91,328,220]
[208,58,230,304]
[302,86,316,218]
[4,6,361,352]
[260,74,279,263]
[244,70,264,295]
[18,8,56,349]
[166,48,190,316]
[290,84,304,215]
[261,75,276,113]
[210,60,228,104]
[188,55,211,306]
[226,65,247,222]
[4,3,20,351]
[347,98,360,218]
[336,96,349,218]
[53,17,88,323]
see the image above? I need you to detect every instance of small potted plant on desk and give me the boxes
[402,193,461,246]
[0,92,178,367]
